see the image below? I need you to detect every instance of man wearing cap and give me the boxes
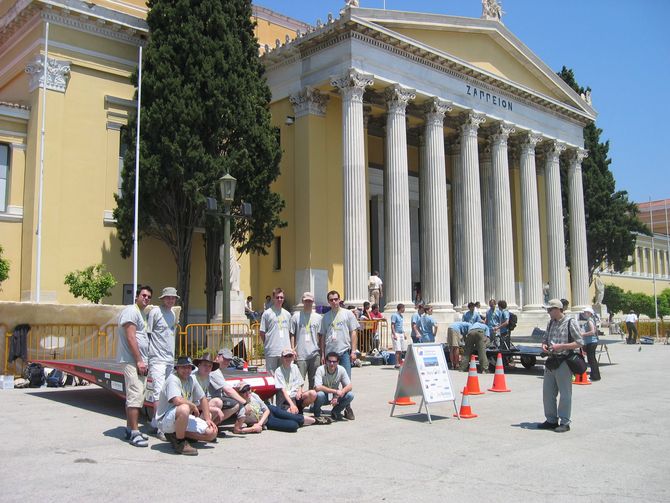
[147,287,179,439]
[192,353,227,425]
[274,348,317,414]
[260,287,292,374]
[290,292,322,389]
[206,349,248,420]
[155,356,218,455]
[313,352,355,421]
[117,285,153,447]
[538,298,584,433]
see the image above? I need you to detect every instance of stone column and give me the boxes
[567,148,590,310]
[420,98,453,310]
[479,142,494,302]
[490,123,517,307]
[448,139,464,308]
[331,69,374,305]
[544,140,567,301]
[519,133,544,311]
[458,111,486,305]
[382,84,416,309]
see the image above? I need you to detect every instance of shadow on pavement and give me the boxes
[28,388,125,419]
[511,422,545,430]
[390,413,451,423]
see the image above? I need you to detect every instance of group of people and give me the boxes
[116,286,357,456]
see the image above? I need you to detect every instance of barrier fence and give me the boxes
[358,319,390,354]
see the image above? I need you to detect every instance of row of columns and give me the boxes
[325,68,590,312]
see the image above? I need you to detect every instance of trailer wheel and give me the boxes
[520,355,536,369]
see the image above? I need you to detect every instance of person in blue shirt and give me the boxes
[462,302,482,324]
[460,321,491,373]
[420,305,438,343]
[447,321,471,369]
[411,304,425,343]
[493,299,510,346]
[390,304,406,368]
[485,298,497,329]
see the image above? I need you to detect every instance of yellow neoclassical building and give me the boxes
[1,0,665,322]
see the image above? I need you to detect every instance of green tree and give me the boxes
[64,264,117,304]
[602,284,626,314]
[0,244,9,287]
[656,288,670,318]
[557,67,649,284]
[114,0,284,322]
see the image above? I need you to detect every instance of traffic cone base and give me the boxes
[454,387,477,419]
[573,372,591,386]
[465,355,485,395]
[389,396,416,405]
[488,352,511,393]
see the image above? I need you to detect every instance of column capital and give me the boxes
[289,86,330,118]
[331,68,374,102]
[568,148,589,169]
[25,56,71,93]
[423,97,453,125]
[490,122,515,146]
[518,131,543,154]
[544,139,567,162]
[384,84,416,114]
[460,111,486,138]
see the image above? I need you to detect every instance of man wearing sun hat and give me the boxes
[155,356,217,456]
[290,292,322,389]
[193,353,226,424]
[147,287,179,439]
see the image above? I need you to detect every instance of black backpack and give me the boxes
[508,312,518,331]
[46,369,66,388]
[25,363,45,388]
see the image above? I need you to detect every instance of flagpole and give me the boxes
[650,197,658,339]
[35,21,49,303]
[132,45,142,296]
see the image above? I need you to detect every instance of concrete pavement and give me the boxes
[1,341,668,502]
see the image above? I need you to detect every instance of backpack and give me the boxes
[25,363,45,388]
[46,369,66,388]
[508,312,518,331]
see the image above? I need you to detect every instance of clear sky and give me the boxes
[257,0,669,204]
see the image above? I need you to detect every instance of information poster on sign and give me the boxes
[414,344,455,404]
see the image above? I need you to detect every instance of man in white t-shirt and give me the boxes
[117,285,152,448]
[313,353,354,421]
[274,348,317,414]
[155,356,217,456]
[207,349,248,421]
[260,287,291,374]
[624,310,639,344]
[368,271,383,305]
[290,291,322,388]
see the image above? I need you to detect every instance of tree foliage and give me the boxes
[64,264,117,304]
[0,244,9,287]
[603,284,669,318]
[557,67,649,285]
[114,0,284,322]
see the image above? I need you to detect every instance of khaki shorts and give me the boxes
[123,363,147,408]
[447,328,462,347]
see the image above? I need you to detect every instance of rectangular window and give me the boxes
[273,236,281,271]
[118,127,128,197]
[0,144,8,212]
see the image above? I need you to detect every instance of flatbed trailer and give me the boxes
[31,359,277,404]
[485,345,547,370]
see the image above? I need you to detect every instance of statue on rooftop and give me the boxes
[482,0,504,21]
[345,0,360,7]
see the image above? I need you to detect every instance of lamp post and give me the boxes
[219,173,236,324]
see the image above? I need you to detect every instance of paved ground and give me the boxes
[2,340,668,502]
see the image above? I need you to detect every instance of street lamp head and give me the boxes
[219,173,237,204]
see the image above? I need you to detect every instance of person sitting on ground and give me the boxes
[207,349,248,423]
[233,382,318,434]
[460,321,491,373]
[411,304,425,343]
[313,352,355,421]
[155,356,218,456]
[390,303,407,368]
[274,348,317,414]
[192,353,225,424]
[420,305,438,343]
[462,302,482,324]
[447,321,471,370]
[245,296,260,322]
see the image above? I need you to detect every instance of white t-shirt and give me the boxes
[624,313,638,323]
[260,307,291,357]
[274,363,304,406]
[155,372,205,421]
[314,364,350,391]
[319,308,359,355]
[290,311,322,359]
[207,369,234,398]
[368,275,383,290]
[117,304,149,364]
[148,306,176,363]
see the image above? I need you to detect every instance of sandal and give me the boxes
[129,431,148,447]
[313,416,332,425]
[125,428,149,441]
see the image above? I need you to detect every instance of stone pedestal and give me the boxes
[593,303,608,321]
[211,290,247,324]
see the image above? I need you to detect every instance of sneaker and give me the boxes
[156,430,167,442]
[175,439,198,456]
[314,416,332,425]
[331,411,345,422]
[344,405,355,421]
[536,421,559,430]
[554,424,571,433]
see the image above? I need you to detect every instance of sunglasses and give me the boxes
[327,360,339,364]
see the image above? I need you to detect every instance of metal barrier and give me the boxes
[177,323,264,366]
[357,319,390,354]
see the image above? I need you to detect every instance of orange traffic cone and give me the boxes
[488,353,511,392]
[573,371,591,385]
[388,396,417,405]
[243,361,249,372]
[453,387,478,418]
[465,355,485,395]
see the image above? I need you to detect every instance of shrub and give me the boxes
[64,264,117,304]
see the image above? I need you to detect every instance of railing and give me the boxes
[357,319,390,354]
[176,322,264,366]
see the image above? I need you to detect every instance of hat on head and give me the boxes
[159,287,180,299]
[547,298,563,310]
[582,307,595,315]
[193,353,220,371]
[217,348,233,360]
[302,292,315,302]
[174,355,195,369]
[281,348,296,357]
[235,380,252,393]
